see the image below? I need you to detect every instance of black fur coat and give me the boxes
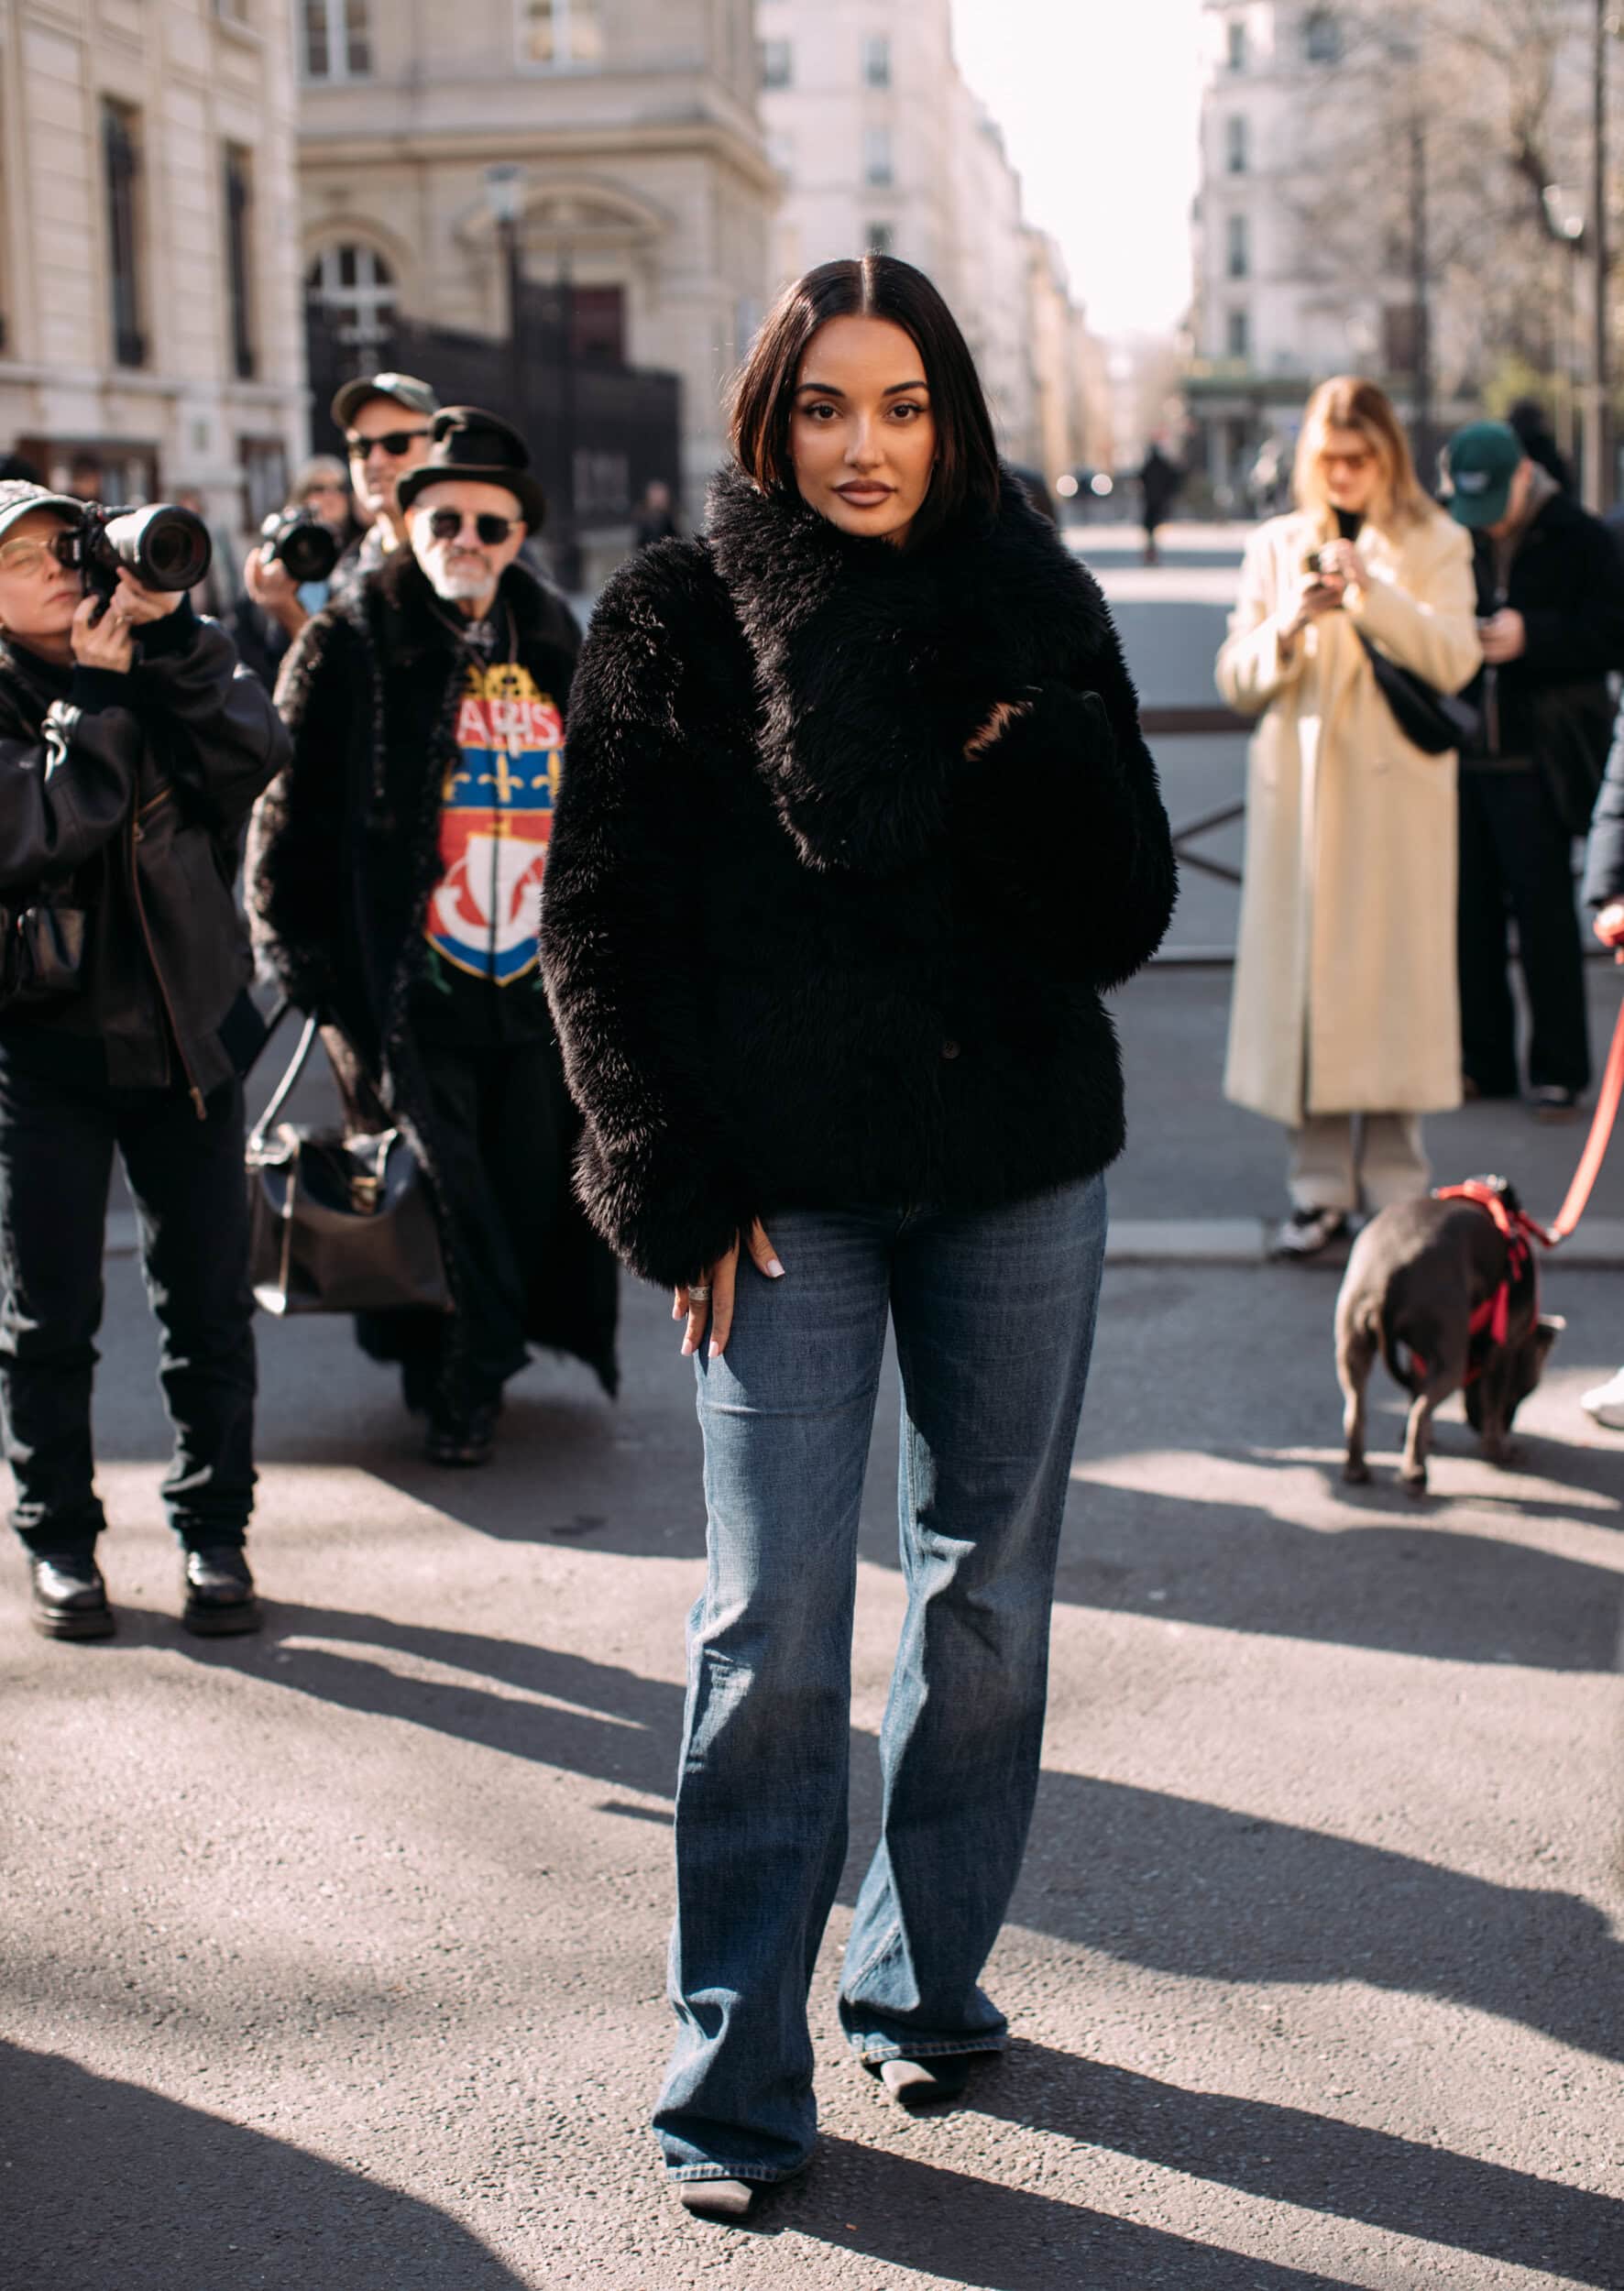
[247,548,618,1395]
[540,467,1176,1288]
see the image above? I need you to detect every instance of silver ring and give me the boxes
[688,1284,711,1302]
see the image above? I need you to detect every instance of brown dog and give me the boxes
[1334,1181,1563,1495]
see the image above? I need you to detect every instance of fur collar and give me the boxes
[336,541,570,669]
[703,463,1117,873]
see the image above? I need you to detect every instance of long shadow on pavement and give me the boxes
[0,2042,530,2291]
[180,1606,1624,2068]
[759,2134,1363,2289]
[971,2043,1622,2286]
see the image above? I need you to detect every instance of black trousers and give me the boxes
[0,1055,256,1554]
[386,1035,566,1407]
[1457,766,1590,1096]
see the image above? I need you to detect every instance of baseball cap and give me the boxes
[0,478,83,545]
[329,371,440,431]
[1441,421,1525,529]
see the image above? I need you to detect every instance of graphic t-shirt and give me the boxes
[423,656,562,998]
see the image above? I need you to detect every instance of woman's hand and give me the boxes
[965,699,1034,761]
[1314,538,1366,591]
[69,591,135,674]
[1595,900,1624,959]
[245,545,311,640]
[674,1220,785,1359]
[1281,571,1345,642]
[106,567,182,625]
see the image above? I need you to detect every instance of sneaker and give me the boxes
[182,1546,261,1637]
[29,1551,115,1641]
[1271,1207,1350,1260]
[1579,1367,1624,1431]
[1531,1086,1583,1123]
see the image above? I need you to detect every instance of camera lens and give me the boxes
[277,520,342,584]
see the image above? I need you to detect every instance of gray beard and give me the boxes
[424,563,494,602]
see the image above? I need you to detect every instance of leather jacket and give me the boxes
[0,599,290,1098]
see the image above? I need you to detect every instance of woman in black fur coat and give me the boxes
[542,258,1175,2214]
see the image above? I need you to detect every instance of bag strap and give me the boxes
[248,1009,322,1152]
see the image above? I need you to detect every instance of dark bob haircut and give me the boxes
[728,255,1002,540]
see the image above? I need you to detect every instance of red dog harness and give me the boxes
[1414,1179,1541,1385]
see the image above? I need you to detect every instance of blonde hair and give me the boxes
[1291,376,1432,533]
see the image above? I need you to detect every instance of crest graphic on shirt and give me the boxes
[425,661,562,983]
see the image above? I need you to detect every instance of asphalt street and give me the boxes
[3,524,1620,2290]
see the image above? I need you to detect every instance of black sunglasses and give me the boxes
[346,428,432,459]
[425,509,516,544]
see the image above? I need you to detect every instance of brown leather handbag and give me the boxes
[246,1008,451,1318]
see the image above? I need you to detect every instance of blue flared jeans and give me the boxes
[654,1177,1107,2184]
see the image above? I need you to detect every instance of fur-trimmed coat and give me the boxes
[540,466,1177,1289]
[247,549,618,1394]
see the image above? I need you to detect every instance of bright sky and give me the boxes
[950,0,1205,342]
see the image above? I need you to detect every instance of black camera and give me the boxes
[53,502,213,602]
[258,505,342,586]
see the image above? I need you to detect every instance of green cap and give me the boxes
[1442,421,1525,529]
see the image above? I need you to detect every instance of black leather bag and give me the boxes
[1356,630,1480,756]
[246,1009,451,1318]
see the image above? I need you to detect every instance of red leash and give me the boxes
[1539,982,1624,1244]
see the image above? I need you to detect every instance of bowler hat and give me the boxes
[396,407,546,529]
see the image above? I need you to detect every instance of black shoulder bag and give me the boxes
[1355,630,1480,756]
[245,1003,451,1318]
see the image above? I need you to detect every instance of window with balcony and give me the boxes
[1226,114,1248,172]
[102,100,146,368]
[1226,307,1250,360]
[305,243,398,356]
[862,34,891,87]
[864,126,894,187]
[1226,16,1247,71]
[224,143,257,379]
[522,0,604,69]
[1302,8,1342,63]
[1226,213,1249,279]
[761,38,792,88]
[302,0,371,81]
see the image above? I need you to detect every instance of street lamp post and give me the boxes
[1584,0,1612,513]
[482,161,527,433]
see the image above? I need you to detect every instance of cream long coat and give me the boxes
[1215,508,1481,1127]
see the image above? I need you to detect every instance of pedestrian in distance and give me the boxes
[0,479,290,1639]
[541,254,1175,2219]
[1442,417,1624,1119]
[632,478,679,548]
[1138,439,1181,565]
[1216,376,1482,1258]
[1575,729,1624,1429]
[249,409,618,1468]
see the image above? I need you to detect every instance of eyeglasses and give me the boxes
[346,429,433,461]
[0,535,71,577]
[1319,448,1376,472]
[425,509,516,545]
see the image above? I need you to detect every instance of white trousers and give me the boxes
[1287,1113,1431,1214]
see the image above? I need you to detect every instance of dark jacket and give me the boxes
[1467,489,1624,763]
[248,548,618,1395]
[540,466,1177,1290]
[0,602,288,1098]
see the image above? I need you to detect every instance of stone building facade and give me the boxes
[0,0,306,550]
[297,0,778,518]
[757,0,1100,480]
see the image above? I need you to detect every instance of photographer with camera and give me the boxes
[232,455,354,692]
[0,479,289,1639]
[1217,377,1482,1256]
